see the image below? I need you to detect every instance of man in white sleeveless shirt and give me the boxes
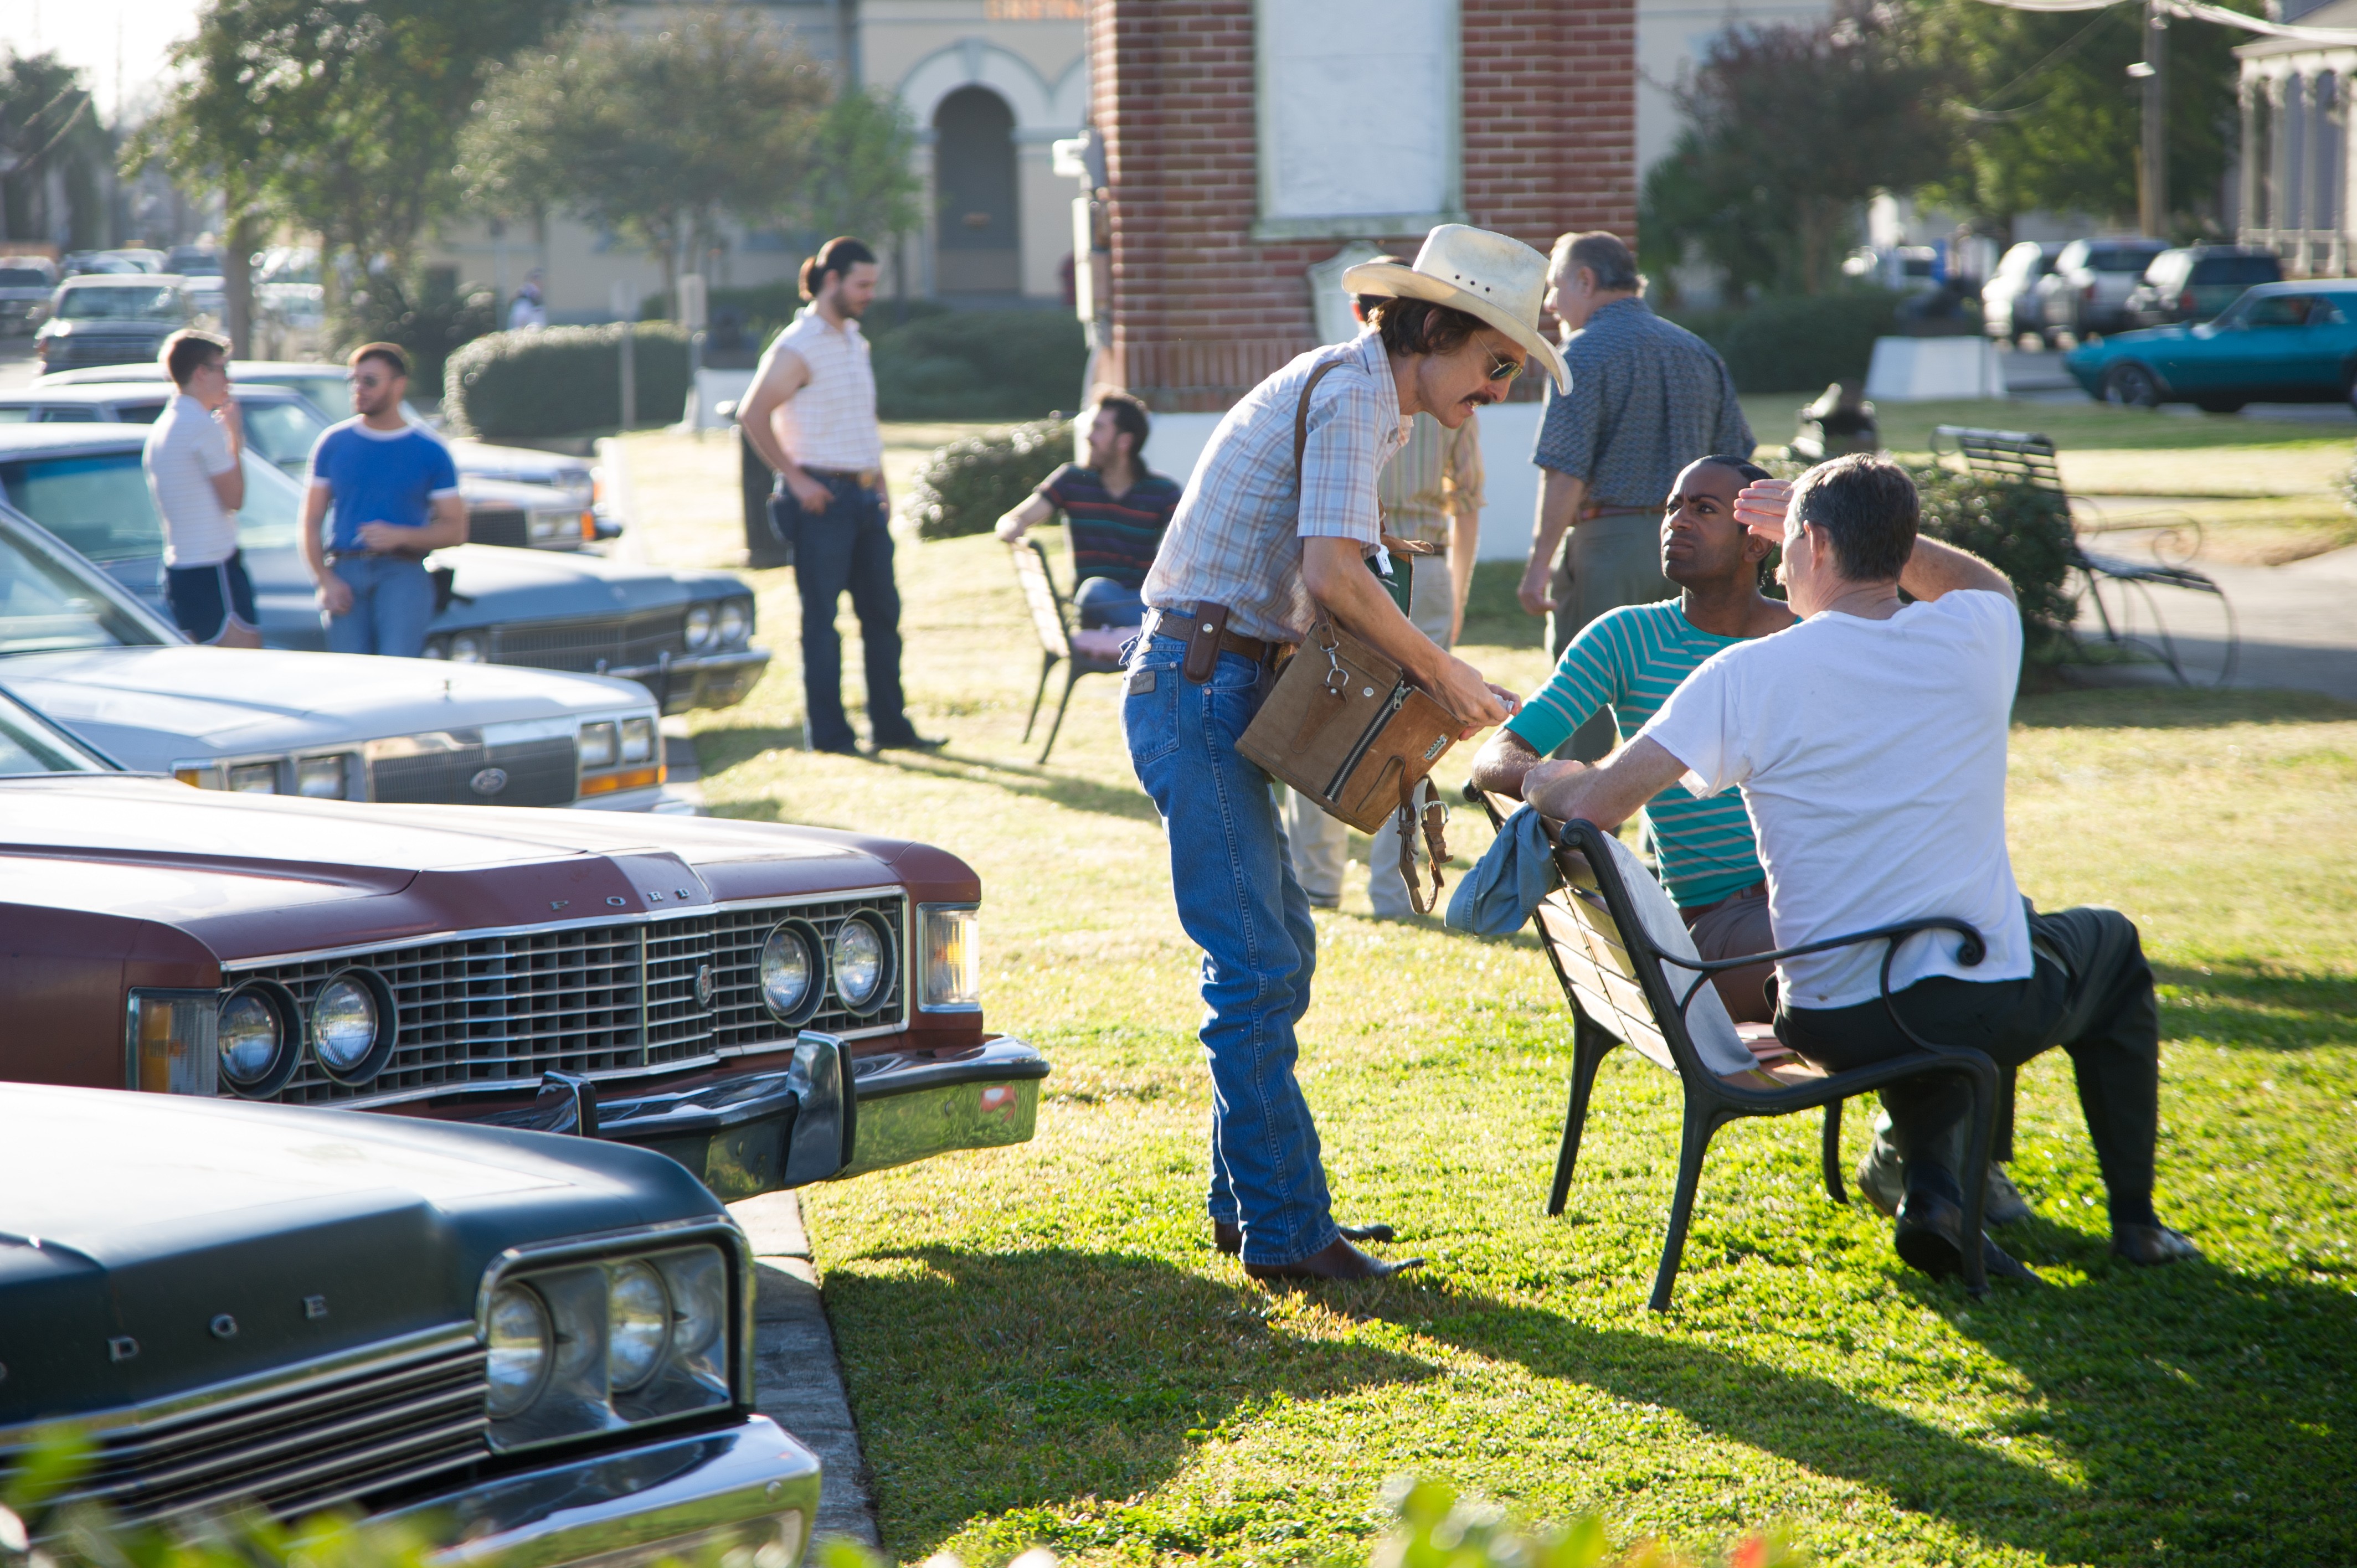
[738,236,940,754]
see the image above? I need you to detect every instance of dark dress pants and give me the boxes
[1775,905,2162,1227]
[770,476,914,750]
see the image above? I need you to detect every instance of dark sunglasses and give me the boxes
[1483,352,1525,384]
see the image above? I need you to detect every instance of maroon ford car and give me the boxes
[0,772,1045,1194]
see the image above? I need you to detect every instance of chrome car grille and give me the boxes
[234,895,907,1107]
[43,1338,487,1524]
[492,610,685,674]
[369,734,577,808]
[467,505,529,549]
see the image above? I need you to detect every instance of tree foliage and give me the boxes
[460,11,832,304]
[1911,0,2255,233]
[791,87,923,251]
[0,51,110,250]
[1640,2,1955,298]
[135,0,577,265]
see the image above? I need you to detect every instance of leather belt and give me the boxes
[1144,607,1289,666]
[803,466,883,489]
[1579,503,1660,520]
[326,548,429,563]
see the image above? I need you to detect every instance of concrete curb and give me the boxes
[732,1192,881,1549]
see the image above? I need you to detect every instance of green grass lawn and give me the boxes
[658,468,2357,1568]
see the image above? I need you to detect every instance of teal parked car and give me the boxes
[2063,279,2357,412]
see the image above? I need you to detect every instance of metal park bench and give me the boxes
[1931,424,2238,685]
[1007,537,1133,764]
[1468,786,2004,1309]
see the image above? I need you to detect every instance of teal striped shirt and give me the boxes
[1505,600,1764,908]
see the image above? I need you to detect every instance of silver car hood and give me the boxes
[1,646,651,766]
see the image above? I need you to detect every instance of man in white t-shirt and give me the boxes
[144,329,261,648]
[1520,452,2196,1283]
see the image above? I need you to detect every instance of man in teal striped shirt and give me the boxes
[1469,455,1795,1020]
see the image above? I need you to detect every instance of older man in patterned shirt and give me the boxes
[1517,232,1753,760]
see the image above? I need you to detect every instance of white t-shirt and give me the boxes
[143,393,240,568]
[1638,589,2034,1010]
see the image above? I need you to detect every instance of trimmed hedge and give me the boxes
[442,323,691,440]
[1680,289,1903,395]
[905,417,1071,540]
[872,310,1087,421]
[1912,462,2080,664]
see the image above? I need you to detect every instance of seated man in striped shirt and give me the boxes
[997,390,1182,628]
[1468,454,1793,1020]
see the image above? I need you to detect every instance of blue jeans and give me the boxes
[1123,631,1336,1266]
[1074,575,1145,629]
[769,477,912,750]
[323,555,434,657]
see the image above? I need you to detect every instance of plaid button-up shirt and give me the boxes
[1143,331,1406,645]
[1532,297,1751,508]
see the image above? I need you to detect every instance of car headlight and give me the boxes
[716,598,750,646]
[228,761,279,793]
[528,508,571,541]
[217,983,297,1095]
[831,914,892,1013]
[421,636,449,660]
[448,631,487,663]
[310,969,392,1083]
[606,1259,670,1392]
[919,905,981,1012]
[683,603,715,649]
[486,1285,553,1419]
[759,921,820,1024]
[619,715,656,765]
[579,721,616,768]
[295,754,347,798]
[482,1242,734,1452]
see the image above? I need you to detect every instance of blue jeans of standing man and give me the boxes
[1123,631,1336,1267]
[769,476,915,751]
[323,555,435,657]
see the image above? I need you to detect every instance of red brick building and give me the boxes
[1085,0,1636,411]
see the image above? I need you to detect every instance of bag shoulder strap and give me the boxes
[1293,357,1346,495]
[1396,777,1452,916]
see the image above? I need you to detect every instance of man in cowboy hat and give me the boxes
[1126,225,1562,1282]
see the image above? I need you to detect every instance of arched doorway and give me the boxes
[933,86,1020,296]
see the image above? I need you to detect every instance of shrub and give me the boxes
[872,310,1087,421]
[905,417,1071,540]
[1912,462,2080,664]
[335,265,498,396]
[1709,289,1902,394]
[442,323,691,440]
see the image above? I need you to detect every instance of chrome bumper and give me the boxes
[606,649,770,715]
[507,1033,1048,1200]
[393,1414,821,1568]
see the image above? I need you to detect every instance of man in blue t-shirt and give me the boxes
[297,342,466,657]
[994,390,1181,627]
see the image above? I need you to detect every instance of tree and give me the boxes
[791,87,923,256]
[131,0,577,351]
[1641,1,1957,298]
[1911,0,2254,235]
[1,51,110,251]
[461,11,832,310]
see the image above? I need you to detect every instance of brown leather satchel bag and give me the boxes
[1234,358,1463,910]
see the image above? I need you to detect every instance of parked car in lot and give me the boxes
[33,274,204,374]
[0,1079,825,1555]
[5,383,606,550]
[0,256,56,335]
[37,360,617,541]
[0,770,1047,1201]
[1982,240,2066,340]
[2123,246,2283,327]
[2036,236,2169,343]
[0,426,767,711]
[2063,279,2357,410]
[0,508,686,809]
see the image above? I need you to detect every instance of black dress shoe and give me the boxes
[871,731,946,751]
[2112,1223,2201,1264]
[1894,1191,2040,1284]
[1243,1237,1423,1282]
[810,738,863,756]
[1214,1220,1396,1256]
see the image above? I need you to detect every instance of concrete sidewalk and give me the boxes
[2068,540,2357,702]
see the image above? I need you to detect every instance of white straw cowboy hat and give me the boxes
[1342,225,1571,393]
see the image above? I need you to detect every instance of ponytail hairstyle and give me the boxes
[800,236,877,300]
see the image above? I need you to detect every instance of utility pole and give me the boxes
[2134,0,2169,236]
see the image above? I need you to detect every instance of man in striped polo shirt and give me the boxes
[1469,454,1792,1020]
[995,390,1180,628]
